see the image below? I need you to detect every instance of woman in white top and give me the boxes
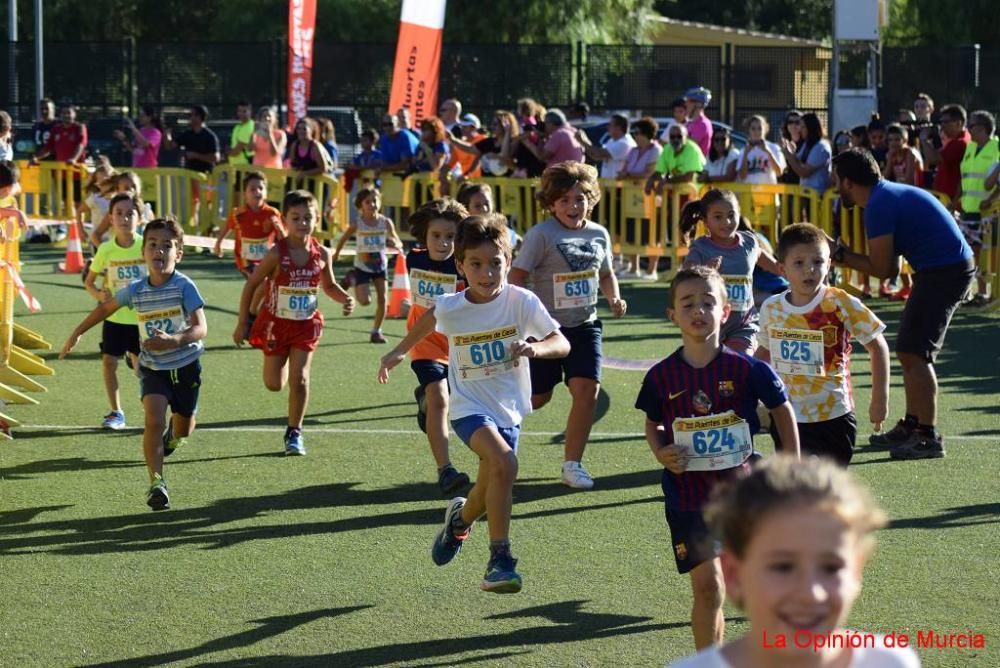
[701,127,739,183]
[737,115,786,185]
[617,117,663,280]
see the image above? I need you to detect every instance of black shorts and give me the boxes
[771,412,857,466]
[354,269,386,285]
[139,360,202,417]
[528,320,602,396]
[897,259,975,362]
[100,321,141,358]
[411,359,448,387]
[662,496,719,573]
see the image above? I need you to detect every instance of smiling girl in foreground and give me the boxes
[670,456,919,668]
[234,190,355,456]
[680,189,781,353]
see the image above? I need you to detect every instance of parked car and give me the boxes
[577,116,747,153]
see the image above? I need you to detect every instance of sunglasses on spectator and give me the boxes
[787,118,801,125]
[669,135,683,141]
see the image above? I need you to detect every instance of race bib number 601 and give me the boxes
[672,411,753,471]
[453,325,520,381]
[722,274,753,312]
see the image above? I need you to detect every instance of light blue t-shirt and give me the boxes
[863,180,972,271]
[115,270,205,370]
[377,131,419,165]
[798,139,831,193]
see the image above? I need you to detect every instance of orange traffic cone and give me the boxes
[387,252,411,319]
[58,221,85,273]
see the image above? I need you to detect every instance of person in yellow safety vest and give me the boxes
[955,110,999,306]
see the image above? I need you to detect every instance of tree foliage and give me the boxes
[881,0,1000,47]
[654,0,832,42]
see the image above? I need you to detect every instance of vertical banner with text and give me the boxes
[287,0,317,130]
[387,0,447,126]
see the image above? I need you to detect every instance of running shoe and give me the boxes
[146,475,170,511]
[284,428,306,456]
[102,410,126,430]
[868,419,915,447]
[890,432,945,460]
[431,497,470,566]
[561,461,595,490]
[481,553,522,594]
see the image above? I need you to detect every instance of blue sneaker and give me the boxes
[284,428,306,456]
[481,553,522,594]
[431,497,471,566]
[102,410,126,430]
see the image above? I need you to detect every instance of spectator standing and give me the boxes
[0,111,13,161]
[228,100,255,166]
[318,118,339,170]
[885,124,923,187]
[251,106,286,169]
[700,127,739,183]
[736,115,784,185]
[576,113,635,179]
[519,109,584,168]
[352,129,383,169]
[32,104,88,166]
[831,148,974,460]
[113,105,163,169]
[165,105,220,175]
[778,109,804,184]
[438,98,462,136]
[657,97,689,143]
[287,117,331,183]
[377,114,419,173]
[867,115,889,168]
[831,130,851,156]
[922,104,970,203]
[413,116,450,173]
[780,112,831,195]
[396,107,421,143]
[32,98,56,155]
[913,92,935,125]
[618,117,662,280]
[683,86,713,158]
[956,110,999,306]
[444,113,485,182]
[476,110,536,178]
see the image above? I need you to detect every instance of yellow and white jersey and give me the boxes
[759,287,885,423]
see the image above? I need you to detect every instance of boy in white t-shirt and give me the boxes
[379,213,569,594]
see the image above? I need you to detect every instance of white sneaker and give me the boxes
[561,461,595,490]
[640,271,659,281]
[616,269,640,280]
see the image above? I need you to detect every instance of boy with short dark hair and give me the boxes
[756,223,889,466]
[635,265,798,649]
[61,218,207,511]
[379,213,570,594]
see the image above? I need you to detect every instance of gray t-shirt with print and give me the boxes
[686,230,761,340]
[512,217,612,328]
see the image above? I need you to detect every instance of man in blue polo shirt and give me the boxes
[377,114,419,173]
[829,148,974,461]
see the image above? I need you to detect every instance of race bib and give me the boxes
[276,286,319,321]
[553,270,598,310]
[722,274,753,312]
[672,411,753,472]
[771,328,825,377]
[106,258,146,292]
[137,306,184,341]
[358,230,386,253]
[241,236,269,262]
[453,325,520,381]
[411,269,458,309]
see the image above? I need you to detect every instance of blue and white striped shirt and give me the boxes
[115,271,205,370]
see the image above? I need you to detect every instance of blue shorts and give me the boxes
[529,319,602,396]
[451,414,520,454]
[139,360,202,418]
[354,268,386,285]
[410,359,448,387]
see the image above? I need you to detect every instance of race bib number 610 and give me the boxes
[453,325,520,381]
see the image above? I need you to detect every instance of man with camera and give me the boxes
[919,104,969,201]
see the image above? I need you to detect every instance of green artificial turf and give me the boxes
[1,246,997,667]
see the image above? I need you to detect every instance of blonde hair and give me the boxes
[84,156,118,196]
[704,456,887,560]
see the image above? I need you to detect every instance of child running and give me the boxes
[61,218,207,511]
[457,181,521,252]
[82,192,146,429]
[670,456,919,668]
[332,186,402,343]
[379,213,569,594]
[679,189,782,353]
[635,265,798,649]
[234,190,356,455]
[406,198,472,494]
[756,223,889,466]
[89,171,149,248]
[213,171,285,324]
[509,161,627,490]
